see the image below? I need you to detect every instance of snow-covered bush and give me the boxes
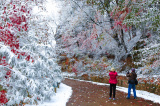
[0,0,62,105]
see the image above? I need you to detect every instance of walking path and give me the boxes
[62,78,160,106]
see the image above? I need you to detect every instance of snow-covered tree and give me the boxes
[0,0,62,105]
[55,0,159,76]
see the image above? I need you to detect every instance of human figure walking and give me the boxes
[126,68,137,99]
[109,67,118,100]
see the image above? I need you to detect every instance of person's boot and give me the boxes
[134,97,137,99]
[126,96,130,99]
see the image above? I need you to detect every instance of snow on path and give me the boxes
[26,77,160,106]
[67,78,160,104]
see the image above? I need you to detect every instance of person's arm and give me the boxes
[126,71,130,77]
[135,74,137,79]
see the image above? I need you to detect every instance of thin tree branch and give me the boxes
[71,0,100,26]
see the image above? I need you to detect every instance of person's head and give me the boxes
[131,68,135,72]
[111,67,115,72]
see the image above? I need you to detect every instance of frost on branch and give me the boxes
[54,0,160,80]
[0,0,62,105]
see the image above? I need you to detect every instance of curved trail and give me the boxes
[62,78,160,106]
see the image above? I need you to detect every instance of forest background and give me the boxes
[55,0,160,94]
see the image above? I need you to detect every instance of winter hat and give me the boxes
[111,67,115,71]
[131,68,135,72]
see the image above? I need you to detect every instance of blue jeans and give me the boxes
[127,83,136,98]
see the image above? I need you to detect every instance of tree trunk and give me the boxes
[132,25,136,38]
[121,29,128,53]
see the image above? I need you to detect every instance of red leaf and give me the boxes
[25,55,30,61]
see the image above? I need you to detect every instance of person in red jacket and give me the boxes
[109,67,118,100]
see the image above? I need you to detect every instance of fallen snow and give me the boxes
[116,86,160,104]
[26,77,160,106]
[25,83,72,106]
[62,72,76,77]
[68,78,160,104]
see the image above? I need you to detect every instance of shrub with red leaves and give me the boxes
[0,90,8,105]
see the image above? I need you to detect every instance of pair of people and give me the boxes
[109,68,137,100]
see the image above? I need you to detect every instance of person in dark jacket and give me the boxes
[126,68,137,99]
[109,67,118,100]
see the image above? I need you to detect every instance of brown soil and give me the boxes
[62,78,160,106]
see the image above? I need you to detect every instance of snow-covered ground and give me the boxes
[26,76,160,106]
[70,78,160,104]
[25,83,72,106]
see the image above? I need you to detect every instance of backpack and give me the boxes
[135,79,138,85]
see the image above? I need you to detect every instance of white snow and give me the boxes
[25,77,160,106]
[25,83,72,106]
[116,86,160,104]
[66,78,160,104]
[62,72,76,77]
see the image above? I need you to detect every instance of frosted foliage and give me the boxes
[0,0,62,105]
[53,0,160,81]
[74,61,84,73]
[55,1,122,60]
[55,0,159,60]
[132,44,160,75]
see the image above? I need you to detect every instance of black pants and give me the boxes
[110,84,116,98]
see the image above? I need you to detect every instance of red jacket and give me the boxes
[109,71,118,84]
